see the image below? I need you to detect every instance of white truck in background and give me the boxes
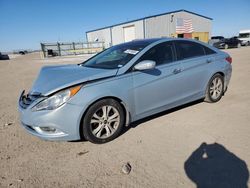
[238,30,250,46]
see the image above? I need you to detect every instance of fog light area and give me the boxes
[40,127,56,132]
[33,126,65,135]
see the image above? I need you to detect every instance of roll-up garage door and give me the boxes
[124,25,135,42]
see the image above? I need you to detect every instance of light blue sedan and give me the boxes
[18,38,232,143]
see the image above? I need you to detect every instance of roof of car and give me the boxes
[116,38,220,53]
[114,38,162,47]
[117,38,210,48]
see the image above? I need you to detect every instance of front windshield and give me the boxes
[82,42,149,69]
[239,33,250,38]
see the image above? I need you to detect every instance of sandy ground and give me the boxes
[0,48,250,187]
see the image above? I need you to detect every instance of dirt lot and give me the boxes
[0,47,250,187]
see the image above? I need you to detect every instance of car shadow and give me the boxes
[184,142,249,188]
[120,99,203,136]
[71,99,204,143]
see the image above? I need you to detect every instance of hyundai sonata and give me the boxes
[18,38,232,143]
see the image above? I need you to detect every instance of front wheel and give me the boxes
[205,74,224,103]
[81,99,125,144]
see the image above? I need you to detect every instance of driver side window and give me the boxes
[138,42,175,66]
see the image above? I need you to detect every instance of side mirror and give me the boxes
[134,60,156,71]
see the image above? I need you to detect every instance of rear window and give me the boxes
[175,41,205,60]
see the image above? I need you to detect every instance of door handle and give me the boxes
[173,68,182,74]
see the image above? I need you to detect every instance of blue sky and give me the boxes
[0,0,249,52]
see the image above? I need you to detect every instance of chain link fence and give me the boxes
[40,42,105,58]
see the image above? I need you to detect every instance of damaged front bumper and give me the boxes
[18,90,83,141]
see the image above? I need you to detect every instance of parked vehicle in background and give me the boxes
[0,52,10,60]
[13,50,29,55]
[238,30,250,46]
[19,50,28,55]
[208,36,224,46]
[18,38,232,144]
[213,37,241,49]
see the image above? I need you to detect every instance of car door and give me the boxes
[131,41,185,118]
[226,38,232,47]
[233,38,240,47]
[174,40,213,100]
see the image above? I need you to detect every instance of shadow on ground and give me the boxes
[121,99,203,135]
[184,142,249,188]
[73,99,204,142]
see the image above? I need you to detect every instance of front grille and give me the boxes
[19,92,42,109]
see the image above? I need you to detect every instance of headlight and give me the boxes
[32,85,82,111]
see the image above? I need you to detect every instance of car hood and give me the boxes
[30,64,118,96]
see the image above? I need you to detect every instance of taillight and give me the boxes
[226,56,232,64]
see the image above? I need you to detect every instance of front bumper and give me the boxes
[239,40,249,46]
[213,43,225,49]
[18,91,84,141]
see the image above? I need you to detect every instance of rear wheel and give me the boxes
[81,99,125,144]
[205,74,224,103]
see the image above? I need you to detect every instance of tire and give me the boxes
[204,74,224,103]
[81,99,125,144]
[224,44,229,49]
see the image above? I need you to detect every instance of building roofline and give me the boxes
[86,9,213,33]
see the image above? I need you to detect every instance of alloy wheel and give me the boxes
[90,105,120,139]
[209,77,223,100]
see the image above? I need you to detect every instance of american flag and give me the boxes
[176,18,194,33]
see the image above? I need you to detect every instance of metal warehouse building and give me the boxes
[86,9,212,48]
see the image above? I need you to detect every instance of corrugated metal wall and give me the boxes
[174,11,212,38]
[145,12,211,39]
[86,10,212,46]
[145,14,175,38]
[86,28,111,48]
